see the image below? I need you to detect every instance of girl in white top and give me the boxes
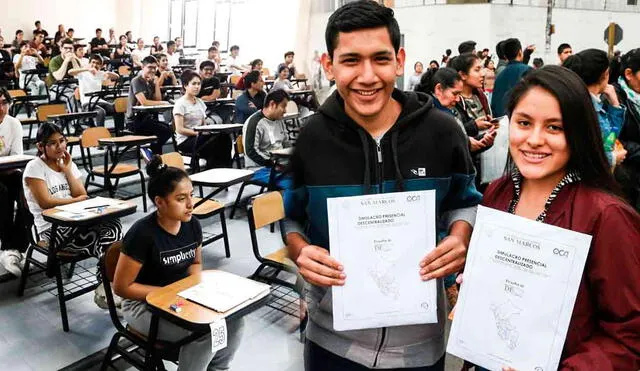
[173,70,232,169]
[22,123,122,259]
[13,41,46,96]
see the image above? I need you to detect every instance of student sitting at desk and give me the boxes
[46,38,81,104]
[22,123,122,306]
[174,37,184,57]
[29,31,47,56]
[242,89,293,189]
[131,38,148,68]
[234,59,263,91]
[69,54,118,126]
[272,65,319,112]
[0,88,28,276]
[234,71,265,124]
[89,28,109,56]
[225,45,248,75]
[13,41,47,96]
[155,53,178,87]
[111,35,131,61]
[0,36,16,83]
[174,70,231,169]
[74,44,89,67]
[150,36,164,54]
[114,156,244,371]
[165,41,180,68]
[12,30,25,51]
[125,55,172,155]
[198,61,233,125]
[277,51,296,80]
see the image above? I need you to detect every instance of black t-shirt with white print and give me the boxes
[122,211,202,287]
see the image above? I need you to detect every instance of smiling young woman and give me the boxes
[479,65,640,370]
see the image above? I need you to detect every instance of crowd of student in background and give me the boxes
[410,39,639,212]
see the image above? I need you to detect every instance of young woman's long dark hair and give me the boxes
[505,65,621,196]
[414,67,460,94]
[35,122,64,157]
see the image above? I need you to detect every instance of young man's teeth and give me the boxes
[358,90,376,96]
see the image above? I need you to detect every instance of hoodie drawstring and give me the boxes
[391,131,405,192]
[357,129,371,194]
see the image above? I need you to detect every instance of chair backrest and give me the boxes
[286,100,298,114]
[161,152,186,171]
[114,97,128,113]
[230,75,240,85]
[295,73,306,79]
[261,68,270,77]
[37,103,66,122]
[118,65,131,76]
[236,134,244,155]
[104,241,122,283]
[81,126,111,148]
[8,89,26,98]
[249,191,285,230]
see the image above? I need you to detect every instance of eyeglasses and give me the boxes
[44,137,67,147]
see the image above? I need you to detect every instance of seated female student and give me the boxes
[113,156,244,371]
[271,65,319,112]
[563,49,627,168]
[174,70,231,170]
[111,35,131,61]
[474,66,640,370]
[414,67,496,154]
[0,88,28,276]
[22,123,122,303]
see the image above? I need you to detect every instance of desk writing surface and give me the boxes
[189,168,254,186]
[270,147,293,157]
[98,135,157,145]
[146,271,269,326]
[47,111,97,120]
[194,124,243,132]
[42,198,136,225]
[133,104,174,111]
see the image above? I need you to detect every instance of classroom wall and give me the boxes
[0,0,118,41]
[307,4,640,89]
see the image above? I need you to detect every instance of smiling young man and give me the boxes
[284,1,481,370]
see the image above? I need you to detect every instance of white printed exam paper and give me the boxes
[447,206,592,371]
[327,190,437,331]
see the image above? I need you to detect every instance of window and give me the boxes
[628,0,638,5]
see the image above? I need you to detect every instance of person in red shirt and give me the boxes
[235,59,263,90]
[479,65,640,370]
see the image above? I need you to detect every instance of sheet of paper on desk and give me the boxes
[178,271,270,313]
[54,211,95,220]
[57,197,126,213]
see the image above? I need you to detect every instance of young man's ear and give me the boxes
[321,52,334,81]
[395,47,406,77]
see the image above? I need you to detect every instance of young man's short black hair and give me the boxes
[33,30,42,37]
[74,44,86,52]
[68,28,74,32]
[89,54,103,64]
[284,51,294,59]
[230,45,239,52]
[557,43,572,55]
[264,89,289,108]
[244,70,261,89]
[533,57,544,68]
[35,21,41,26]
[208,46,218,53]
[19,40,29,48]
[155,53,167,61]
[142,55,158,66]
[61,38,74,46]
[458,40,476,54]
[502,38,522,61]
[96,28,102,33]
[278,64,289,75]
[167,40,176,48]
[199,60,216,71]
[325,0,400,59]
[16,29,23,36]
[496,40,506,60]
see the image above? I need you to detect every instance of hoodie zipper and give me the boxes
[373,135,386,367]
[374,137,383,193]
[373,327,387,367]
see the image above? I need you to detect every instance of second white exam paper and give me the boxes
[327,190,438,331]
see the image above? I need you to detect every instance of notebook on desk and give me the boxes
[178,271,271,313]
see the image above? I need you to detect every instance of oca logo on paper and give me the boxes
[406,195,420,202]
[553,248,569,258]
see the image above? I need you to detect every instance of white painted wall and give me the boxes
[307,4,640,89]
[0,0,118,41]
